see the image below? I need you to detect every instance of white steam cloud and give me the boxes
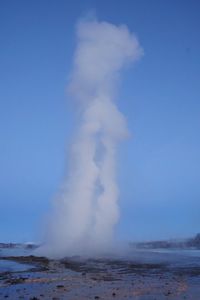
[39,19,143,258]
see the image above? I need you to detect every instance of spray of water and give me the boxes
[38,19,143,258]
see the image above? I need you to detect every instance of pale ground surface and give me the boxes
[0,248,200,299]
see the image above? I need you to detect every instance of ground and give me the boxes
[0,254,200,299]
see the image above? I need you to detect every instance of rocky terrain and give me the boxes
[0,235,200,299]
[0,254,200,299]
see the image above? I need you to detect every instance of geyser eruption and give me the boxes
[39,19,143,258]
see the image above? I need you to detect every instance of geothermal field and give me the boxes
[1,2,200,299]
[0,242,200,299]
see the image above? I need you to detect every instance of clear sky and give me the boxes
[0,0,200,243]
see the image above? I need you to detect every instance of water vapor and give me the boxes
[39,19,143,258]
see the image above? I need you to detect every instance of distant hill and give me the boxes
[1,234,200,251]
[187,233,200,248]
[0,242,38,250]
[133,233,200,250]
[0,243,21,248]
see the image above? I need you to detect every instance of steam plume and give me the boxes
[39,19,143,258]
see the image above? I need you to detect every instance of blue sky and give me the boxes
[0,0,200,242]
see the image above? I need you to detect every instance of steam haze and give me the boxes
[39,19,143,258]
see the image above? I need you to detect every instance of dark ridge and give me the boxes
[134,233,200,250]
